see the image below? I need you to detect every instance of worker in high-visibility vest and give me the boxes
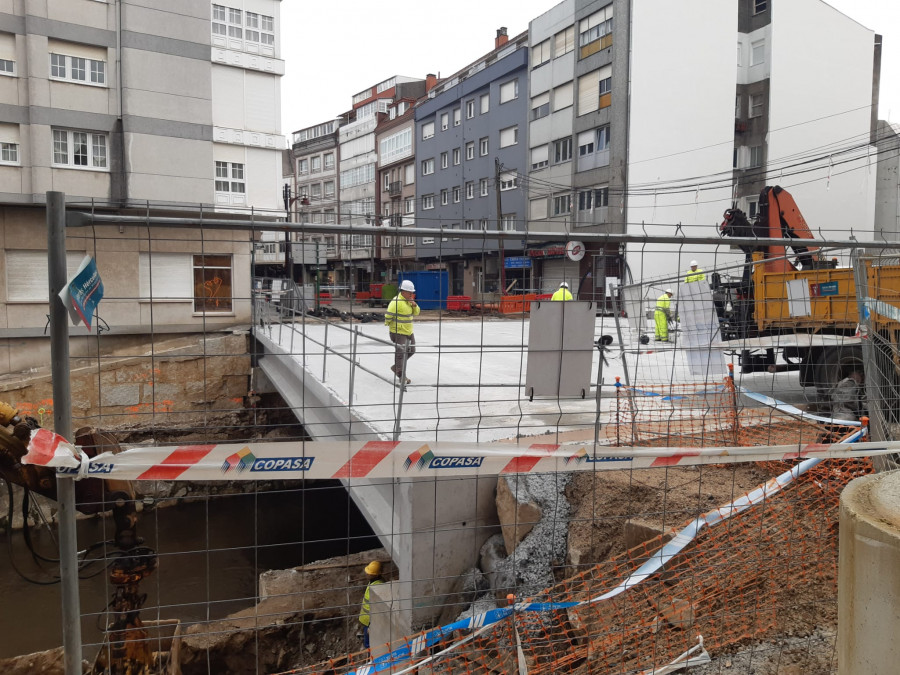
[655,289,674,341]
[685,260,706,283]
[358,560,385,649]
[385,279,420,384]
[551,281,573,301]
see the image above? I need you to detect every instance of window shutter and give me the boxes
[532,145,549,164]
[6,250,83,301]
[500,126,517,147]
[499,80,517,103]
[578,71,600,115]
[554,82,573,110]
[532,92,549,109]
[530,198,548,220]
[139,253,192,300]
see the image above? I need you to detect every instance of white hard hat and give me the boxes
[559,281,569,288]
[666,288,674,294]
[690,260,698,267]
[400,280,415,292]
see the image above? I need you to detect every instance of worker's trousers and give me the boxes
[654,310,668,341]
[390,333,416,373]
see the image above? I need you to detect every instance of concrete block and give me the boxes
[838,470,900,675]
[100,384,141,407]
[496,475,542,555]
[369,581,412,660]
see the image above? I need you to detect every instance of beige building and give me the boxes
[0,0,284,374]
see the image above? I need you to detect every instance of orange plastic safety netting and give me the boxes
[288,456,870,675]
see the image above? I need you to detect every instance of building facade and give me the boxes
[415,30,530,297]
[0,0,284,374]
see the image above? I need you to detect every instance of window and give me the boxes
[422,122,435,139]
[49,53,106,86]
[421,158,434,175]
[422,194,434,209]
[324,152,334,169]
[452,148,460,165]
[297,158,308,174]
[215,160,244,192]
[480,178,489,196]
[578,187,608,210]
[750,93,764,118]
[554,82,574,110]
[500,172,517,191]
[466,99,476,118]
[499,79,518,103]
[480,137,489,156]
[749,145,762,167]
[453,108,461,126]
[531,145,549,170]
[735,94,741,118]
[340,164,375,188]
[554,26,575,56]
[452,186,460,203]
[466,142,475,160]
[7,250,85,302]
[501,214,517,231]
[596,126,610,152]
[530,198,548,220]
[440,189,448,205]
[751,39,765,66]
[753,0,767,14]
[441,112,449,130]
[553,194,572,216]
[737,42,742,67]
[479,219,488,230]
[480,93,490,114]
[580,9,613,48]
[466,181,475,199]
[325,210,336,223]
[324,181,335,197]
[52,129,108,169]
[578,132,594,156]
[310,156,321,172]
[440,151,448,169]
[193,255,232,313]
[405,163,415,184]
[310,183,322,198]
[0,142,18,164]
[245,12,275,45]
[465,220,475,230]
[532,39,551,68]
[212,4,227,34]
[379,128,412,163]
[532,92,550,120]
[405,197,415,213]
[0,58,14,75]
[748,197,759,219]
[554,138,572,163]
[500,126,518,148]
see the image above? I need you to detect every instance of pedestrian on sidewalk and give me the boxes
[655,289,674,341]
[358,560,385,649]
[385,279,419,384]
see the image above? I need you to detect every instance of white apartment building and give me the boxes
[0,0,284,374]
[529,0,880,290]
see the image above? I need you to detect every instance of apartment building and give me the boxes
[336,76,426,293]
[530,0,879,292]
[415,29,530,297]
[376,97,423,280]
[0,0,284,374]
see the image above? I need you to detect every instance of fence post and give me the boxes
[47,191,83,675]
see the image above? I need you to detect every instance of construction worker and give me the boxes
[358,560,385,649]
[655,289,674,341]
[550,281,573,301]
[685,260,706,283]
[385,279,419,384]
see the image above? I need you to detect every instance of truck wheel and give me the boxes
[814,345,863,397]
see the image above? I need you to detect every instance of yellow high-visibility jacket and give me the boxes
[359,580,384,627]
[656,293,672,316]
[385,295,420,335]
[685,268,706,283]
[551,288,573,301]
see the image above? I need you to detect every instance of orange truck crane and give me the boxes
[717,185,900,397]
[0,401,160,674]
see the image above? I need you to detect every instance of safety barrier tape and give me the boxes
[22,429,896,481]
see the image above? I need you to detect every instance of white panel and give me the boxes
[6,251,84,302]
[530,198,548,220]
[138,253,192,300]
[627,0,739,287]
[212,67,245,129]
[0,122,19,143]
[0,32,14,60]
[244,71,277,132]
[554,82,573,110]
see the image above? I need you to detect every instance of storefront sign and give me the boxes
[527,246,567,258]
[505,256,532,269]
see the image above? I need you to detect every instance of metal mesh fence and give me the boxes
[1,200,898,674]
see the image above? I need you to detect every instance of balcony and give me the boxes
[388,180,402,196]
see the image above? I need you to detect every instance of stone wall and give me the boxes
[0,332,251,431]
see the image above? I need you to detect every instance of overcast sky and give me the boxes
[280,0,900,135]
